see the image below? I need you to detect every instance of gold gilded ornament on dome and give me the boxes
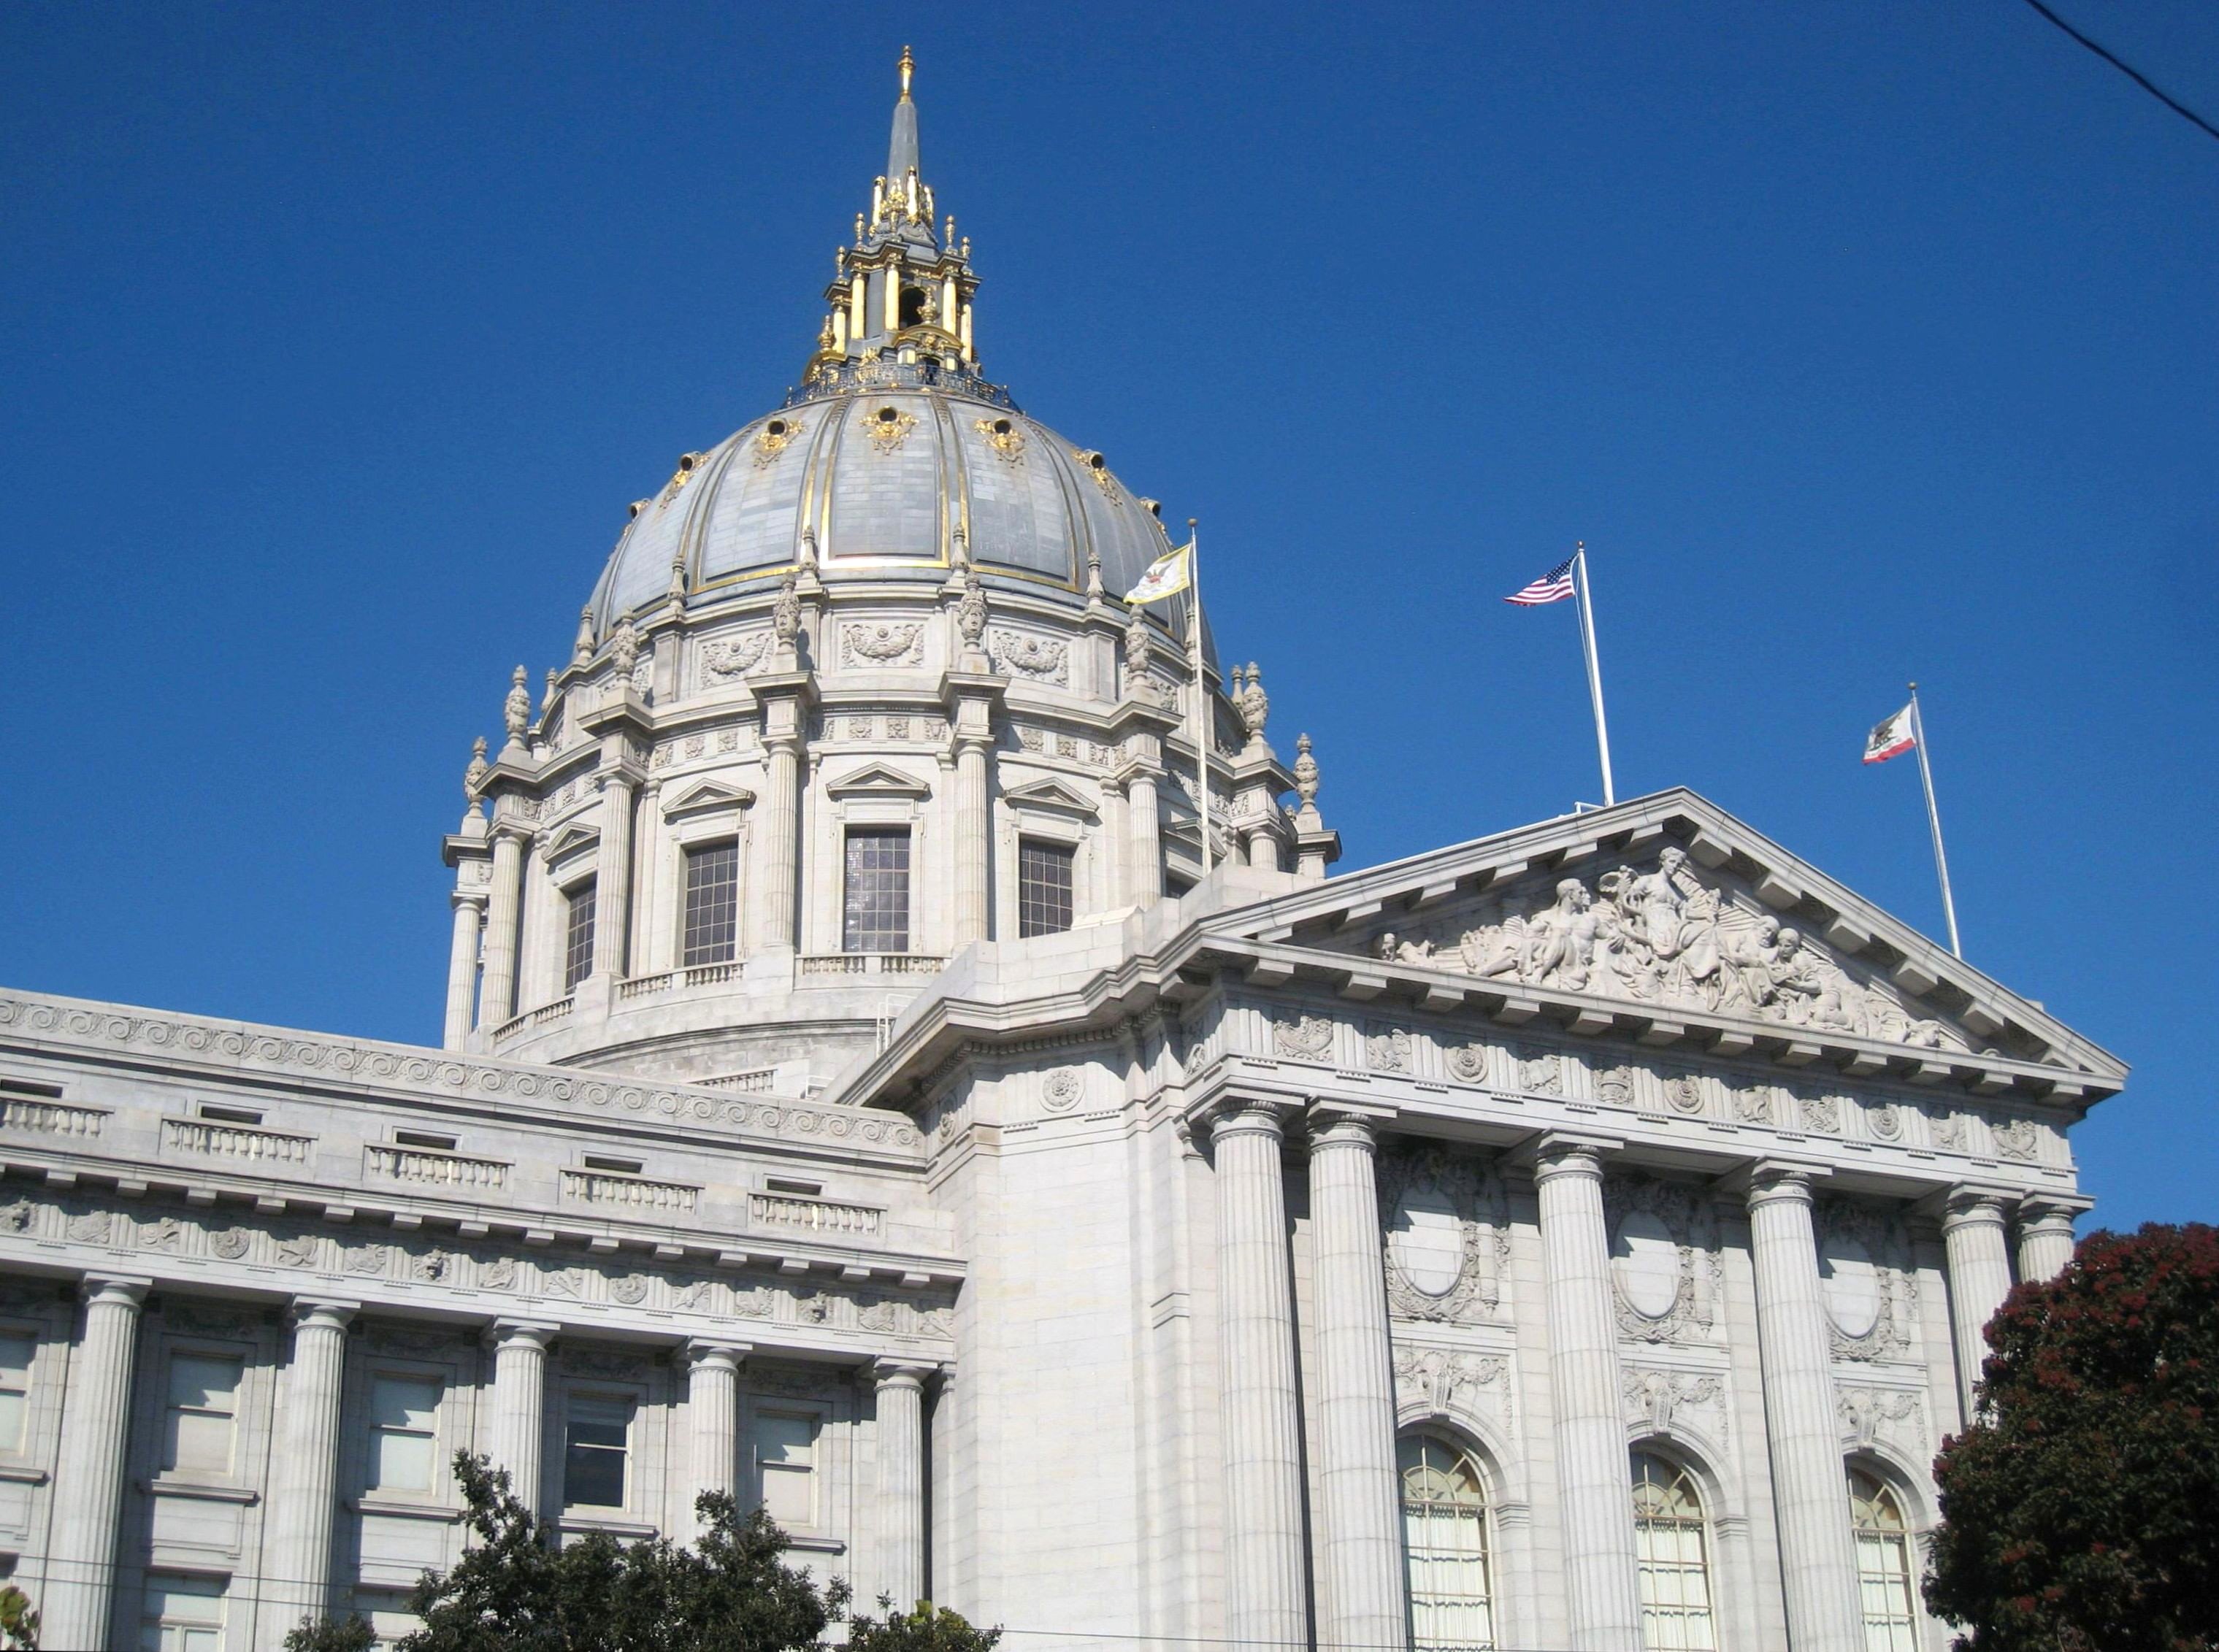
[862,404,919,454]
[1073,448,1123,504]
[975,415,1026,463]
[752,416,805,468]
[658,451,704,506]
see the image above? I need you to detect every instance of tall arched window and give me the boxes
[1398,1434,1496,1650]
[1850,1469,1920,1651]
[1630,1451,1717,1651]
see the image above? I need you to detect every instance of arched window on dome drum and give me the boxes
[1398,1434,1496,1651]
[1630,1451,1717,1651]
[1850,1469,1920,1651]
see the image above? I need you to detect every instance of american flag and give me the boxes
[1505,557,1576,605]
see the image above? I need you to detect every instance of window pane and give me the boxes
[843,830,911,953]
[1017,840,1076,938]
[1400,1434,1495,1651]
[373,1429,436,1494]
[756,1411,818,1525]
[0,1332,32,1386]
[370,1375,441,1433]
[682,842,740,967]
[564,882,598,991]
[564,1395,631,1508]
[164,1356,242,1475]
[1632,1452,1717,1651]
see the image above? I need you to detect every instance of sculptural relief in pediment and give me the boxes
[1357,845,1971,1054]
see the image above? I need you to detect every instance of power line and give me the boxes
[2015,0,2219,144]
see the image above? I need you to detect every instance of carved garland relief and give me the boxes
[1377,1146,1511,1325]
[1393,1345,1512,1422]
[840,623,924,669]
[988,629,1069,685]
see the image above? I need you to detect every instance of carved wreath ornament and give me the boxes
[1376,1147,1510,1324]
[988,630,1068,684]
[701,632,771,681]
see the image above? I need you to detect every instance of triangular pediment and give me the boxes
[1002,778,1096,816]
[543,823,598,864]
[824,761,932,800]
[662,779,756,821]
[1204,788,2123,1088]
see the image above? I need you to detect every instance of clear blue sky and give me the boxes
[4,4,2212,1230]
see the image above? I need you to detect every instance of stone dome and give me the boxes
[589,386,1181,638]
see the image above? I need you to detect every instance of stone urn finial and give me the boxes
[464,735,490,799]
[571,605,595,666]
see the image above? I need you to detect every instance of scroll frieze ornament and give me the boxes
[1392,1344,1510,1418]
[1273,1012,1335,1061]
[1377,1146,1510,1324]
[1603,1175,1723,1345]
[1837,1386,1925,1450]
[1622,1367,1724,1430]
[1516,1047,1564,1097]
[841,622,924,668]
[1368,844,1969,1050]
[1365,1026,1411,1074]
[1816,1197,1919,1361]
[1990,1114,2039,1161]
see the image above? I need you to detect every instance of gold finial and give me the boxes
[898,45,915,98]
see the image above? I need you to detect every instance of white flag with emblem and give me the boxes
[1122,541,1192,605]
[1863,703,1916,765]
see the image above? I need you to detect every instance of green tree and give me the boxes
[846,1597,1000,1652]
[377,1453,997,1652]
[0,1583,37,1651]
[1925,1222,2219,1652]
[285,1614,375,1652]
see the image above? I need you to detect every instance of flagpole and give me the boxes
[1188,518,1213,875]
[1571,542,1617,807]
[1906,682,1962,958]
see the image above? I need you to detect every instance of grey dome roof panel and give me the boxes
[589,388,1180,629]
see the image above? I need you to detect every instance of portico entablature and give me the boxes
[1171,1049,2079,1210]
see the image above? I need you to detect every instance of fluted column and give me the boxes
[265,1299,357,1648]
[1744,1166,1862,1652]
[591,773,637,978]
[488,1321,556,1512]
[443,893,485,1049]
[758,734,801,950]
[1532,1137,1643,1652]
[1127,770,1163,906]
[2015,1196,2081,1283]
[1308,1108,1408,1652]
[875,1359,933,1609]
[1941,1190,2016,1415]
[686,1341,746,1537]
[45,1275,149,1652]
[477,829,526,1031]
[954,734,991,945]
[1211,1101,1308,1651]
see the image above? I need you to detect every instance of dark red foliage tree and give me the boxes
[1925,1222,2219,1651]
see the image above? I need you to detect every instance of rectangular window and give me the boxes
[1017,840,1076,937]
[394,1129,456,1151]
[139,1573,225,1652]
[367,1375,442,1494]
[681,841,740,967]
[842,829,911,953]
[562,880,597,993]
[755,1410,819,1526]
[0,1332,33,1453]
[163,1353,244,1477]
[198,1104,263,1125]
[563,1394,632,1509]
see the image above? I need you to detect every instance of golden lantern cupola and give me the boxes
[813,47,979,382]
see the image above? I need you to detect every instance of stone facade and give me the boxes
[0,52,2120,1652]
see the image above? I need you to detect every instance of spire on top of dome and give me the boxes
[800,45,992,394]
[888,45,920,181]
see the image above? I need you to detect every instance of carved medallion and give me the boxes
[1604,1175,1722,1345]
[1445,1042,1490,1084]
[1377,1147,1509,1324]
[1041,1068,1084,1113]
